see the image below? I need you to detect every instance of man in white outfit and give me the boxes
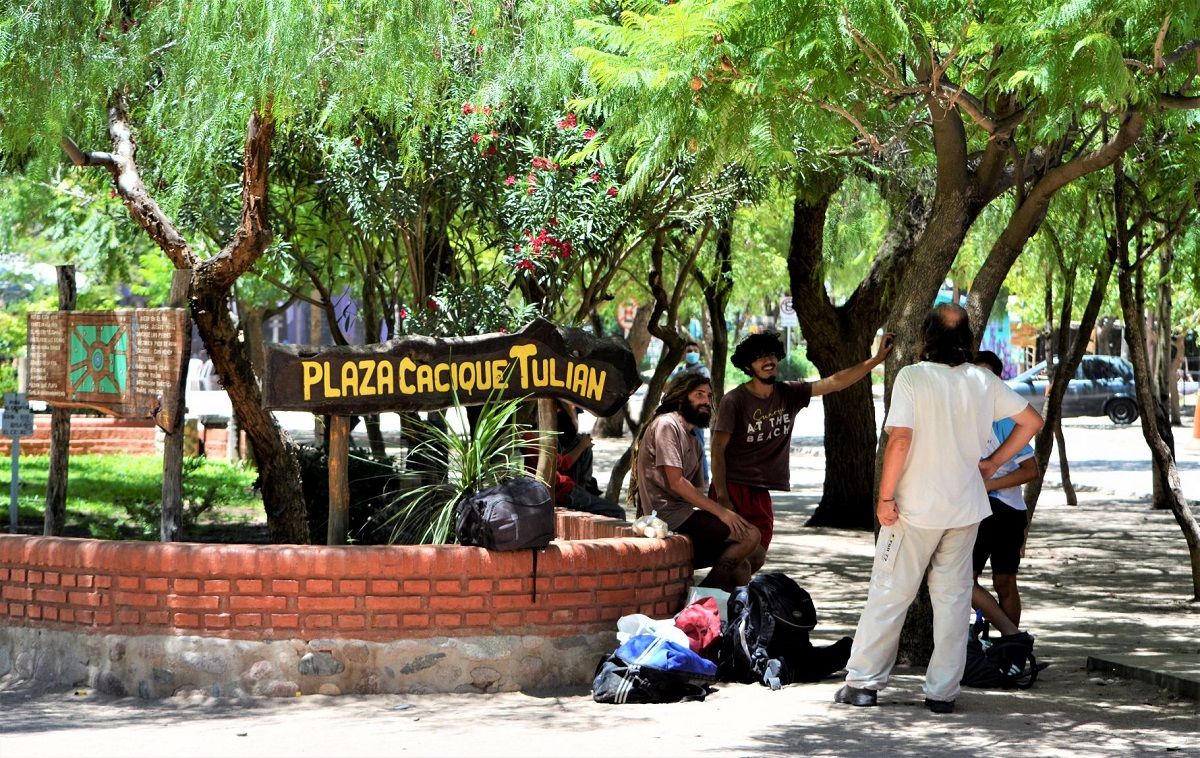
[834,303,1043,714]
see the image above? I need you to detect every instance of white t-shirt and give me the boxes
[982,418,1035,511]
[884,362,1030,529]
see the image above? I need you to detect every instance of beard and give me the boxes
[756,373,777,384]
[679,399,712,428]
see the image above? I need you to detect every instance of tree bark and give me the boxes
[594,303,653,439]
[1113,164,1200,598]
[43,266,76,537]
[604,227,709,502]
[695,223,734,402]
[66,100,310,543]
[161,269,192,542]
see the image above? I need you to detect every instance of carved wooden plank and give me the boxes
[26,309,188,431]
[263,318,641,417]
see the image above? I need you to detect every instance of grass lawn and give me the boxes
[2,454,264,541]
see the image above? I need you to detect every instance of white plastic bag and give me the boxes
[631,510,670,539]
[615,613,691,648]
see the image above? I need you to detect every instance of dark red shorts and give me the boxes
[710,482,774,549]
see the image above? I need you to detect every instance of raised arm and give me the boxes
[811,333,894,397]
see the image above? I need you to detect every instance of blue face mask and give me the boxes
[685,351,700,365]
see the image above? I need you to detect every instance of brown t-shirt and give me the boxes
[713,381,813,490]
[635,412,704,530]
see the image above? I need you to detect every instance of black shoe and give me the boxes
[834,685,877,707]
[924,698,955,714]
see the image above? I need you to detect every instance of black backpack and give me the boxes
[454,477,554,551]
[715,573,852,690]
[961,625,1046,689]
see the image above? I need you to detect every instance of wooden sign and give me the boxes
[263,318,641,417]
[26,309,189,432]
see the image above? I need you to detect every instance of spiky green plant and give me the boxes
[383,394,545,545]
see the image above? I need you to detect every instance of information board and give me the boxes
[26,309,189,432]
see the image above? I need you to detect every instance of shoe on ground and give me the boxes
[834,685,877,707]
[924,698,955,714]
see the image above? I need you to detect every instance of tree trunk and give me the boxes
[1113,164,1200,598]
[43,266,76,537]
[161,269,192,541]
[604,228,709,502]
[66,102,312,544]
[594,303,653,439]
[1054,424,1077,506]
[698,223,734,402]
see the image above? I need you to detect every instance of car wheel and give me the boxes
[1106,398,1138,425]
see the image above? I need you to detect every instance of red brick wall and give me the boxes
[0,512,693,641]
[0,417,158,456]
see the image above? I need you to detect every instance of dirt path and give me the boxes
[2,411,1198,757]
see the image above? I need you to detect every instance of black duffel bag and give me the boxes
[454,477,554,551]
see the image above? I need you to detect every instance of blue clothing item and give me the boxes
[985,417,1035,511]
[614,634,717,679]
[685,351,701,365]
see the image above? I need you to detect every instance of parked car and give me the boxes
[1007,355,1138,425]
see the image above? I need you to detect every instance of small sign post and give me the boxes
[4,393,34,532]
[779,295,799,356]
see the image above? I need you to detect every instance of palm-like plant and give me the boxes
[383,395,544,545]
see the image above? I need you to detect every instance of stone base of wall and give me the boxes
[0,625,612,699]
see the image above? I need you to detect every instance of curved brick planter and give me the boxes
[0,512,692,698]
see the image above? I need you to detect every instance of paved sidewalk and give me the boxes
[2,401,1198,757]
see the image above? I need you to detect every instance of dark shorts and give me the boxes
[973,497,1028,575]
[677,509,733,569]
[711,482,774,549]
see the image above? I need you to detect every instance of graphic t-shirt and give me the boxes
[884,362,1030,529]
[635,412,705,529]
[712,381,813,490]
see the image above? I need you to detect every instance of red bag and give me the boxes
[674,596,722,654]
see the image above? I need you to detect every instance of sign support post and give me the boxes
[44,265,76,536]
[779,295,799,360]
[161,269,193,542]
[4,393,34,532]
[327,415,350,545]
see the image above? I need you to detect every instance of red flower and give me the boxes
[498,327,509,334]
[490,131,498,139]
[526,172,537,185]
[504,175,516,186]
[476,44,483,55]
[109,189,118,199]
[427,298,438,310]
[559,240,572,258]
[589,172,600,182]
[482,105,493,116]
[399,308,409,319]
[583,128,596,139]
[516,259,535,272]
[557,113,578,129]
[483,144,497,157]
[532,156,550,170]
[548,217,558,226]
[514,244,522,253]
[462,103,475,115]
[470,132,482,144]
[607,186,619,197]
[527,185,536,194]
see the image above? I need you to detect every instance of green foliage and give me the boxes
[382,395,534,545]
[5,454,259,540]
[402,281,539,338]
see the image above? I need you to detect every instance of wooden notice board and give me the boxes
[26,309,189,432]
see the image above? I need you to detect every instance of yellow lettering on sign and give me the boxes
[398,357,416,393]
[587,367,606,402]
[433,363,450,392]
[302,361,323,401]
[359,360,376,396]
[459,362,476,393]
[376,360,394,395]
[341,361,359,397]
[475,360,493,392]
[530,358,549,388]
[491,359,509,390]
[547,359,567,388]
[416,364,434,393]
[572,363,589,397]
[323,363,341,398]
[508,344,537,389]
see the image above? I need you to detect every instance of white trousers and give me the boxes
[843,520,979,702]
